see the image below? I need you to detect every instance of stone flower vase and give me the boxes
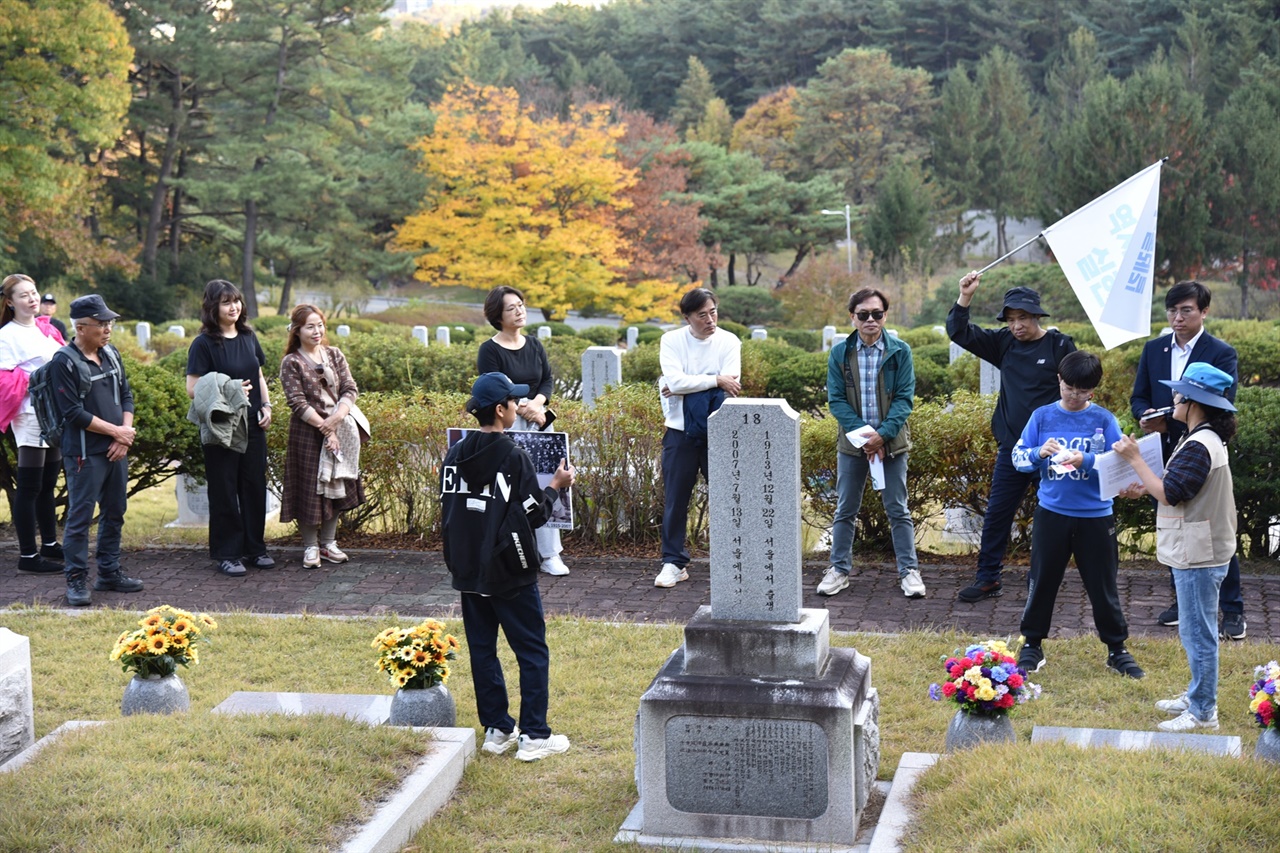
[1255,726,1280,763]
[388,684,456,727]
[121,673,190,716]
[944,709,1015,752]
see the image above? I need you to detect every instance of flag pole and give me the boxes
[974,232,1044,276]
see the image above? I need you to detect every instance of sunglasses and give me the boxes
[854,310,885,322]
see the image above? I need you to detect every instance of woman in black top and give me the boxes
[476,285,567,576]
[186,279,275,576]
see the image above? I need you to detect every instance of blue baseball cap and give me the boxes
[467,372,530,414]
[1160,362,1236,412]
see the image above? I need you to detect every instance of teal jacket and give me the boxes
[827,333,915,458]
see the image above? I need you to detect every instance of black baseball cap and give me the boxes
[41,293,56,304]
[69,294,121,321]
[467,372,529,414]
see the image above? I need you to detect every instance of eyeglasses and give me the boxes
[79,320,114,330]
[854,310,885,322]
[1166,307,1199,317]
[503,301,525,314]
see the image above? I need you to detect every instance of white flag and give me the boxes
[1041,160,1162,350]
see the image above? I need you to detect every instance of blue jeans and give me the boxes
[829,449,917,578]
[460,583,552,739]
[976,445,1037,584]
[1174,563,1229,719]
[62,454,128,579]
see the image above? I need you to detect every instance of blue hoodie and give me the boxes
[1011,401,1123,517]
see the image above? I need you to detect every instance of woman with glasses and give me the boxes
[278,304,365,569]
[0,273,67,574]
[476,285,567,576]
[186,279,274,576]
[1115,362,1238,733]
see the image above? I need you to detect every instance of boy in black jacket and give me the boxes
[441,372,575,761]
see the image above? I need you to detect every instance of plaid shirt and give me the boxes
[1164,425,1215,505]
[856,334,884,429]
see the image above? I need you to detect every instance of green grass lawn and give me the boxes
[1,608,1277,851]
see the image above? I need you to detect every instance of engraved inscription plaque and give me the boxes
[665,716,828,818]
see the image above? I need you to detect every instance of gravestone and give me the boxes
[336,324,351,338]
[949,342,965,364]
[750,328,767,341]
[627,326,639,350]
[435,326,450,347]
[412,325,430,346]
[887,328,899,338]
[980,359,1001,396]
[932,325,946,336]
[832,332,849,349]
[537,326,551,341]
[167,324,185,338]
[135,322,151,352]
[167,474,280,528]
[624,398,879,850]
[822,325,837,351]
[0,629,34,769]
[581,346,623,409]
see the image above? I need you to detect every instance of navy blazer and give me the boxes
[1130,330,1238,460]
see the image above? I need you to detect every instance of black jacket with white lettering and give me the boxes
[439,430,558,597]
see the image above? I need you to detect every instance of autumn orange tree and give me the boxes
[395,82,682,322]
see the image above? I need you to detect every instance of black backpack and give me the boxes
[27,343,124,454]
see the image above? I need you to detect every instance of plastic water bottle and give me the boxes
[1090,428,1106,454]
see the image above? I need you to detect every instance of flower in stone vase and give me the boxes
[1249,661,1280,729]
[372,619,459,690]
[110,605,217,678]
[928,639,1040,717]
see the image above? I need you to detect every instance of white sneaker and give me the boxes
[302,546,320,569]
[900,569,926,598]
[816,567,849,597]
[319,543,349,564]
[482,727,520,755]
[1158,709,1219,732]
[654,563,688,588]
[516,733,571,762]
[1155,693,1190,715]
[540,555,570,576]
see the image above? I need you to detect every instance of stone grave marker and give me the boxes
[167,324,185,338]
[750,328,767,341]
[625,398,879,851]
[435,326,451,347]
[949,341,965,364]
[932,325,946,335]
[168,474,280,528]
[0,629,34,769]
[887,328,899,338]
[581,346,622,409]
[336,324,351,338]
[412,325,430,346]
[135,322,151,352]
[626,326,639,350]
[537,326,551,341]
[980,359,1001,395]
[1032,725,1241,758]
[822,325,837,351]
[832,332,849,348]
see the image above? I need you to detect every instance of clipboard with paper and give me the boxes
[1094,433,1164,500]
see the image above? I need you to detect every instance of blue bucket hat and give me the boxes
[1160,362,1236,412]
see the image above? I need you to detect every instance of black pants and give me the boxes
[202,426,267,561]
[660,427,708,568]
[461,584,551,739]
[976,445,1037,583]
[1020,507,1128,648]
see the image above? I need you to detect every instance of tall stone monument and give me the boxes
[581,346,623,409]
[622,398,879,851]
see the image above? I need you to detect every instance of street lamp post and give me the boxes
[820,204,853,275]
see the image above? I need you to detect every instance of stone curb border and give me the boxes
[867,751,938,853]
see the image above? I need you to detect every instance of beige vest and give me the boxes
[1156,429,1236,569]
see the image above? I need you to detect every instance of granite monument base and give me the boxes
[629,614,878,849]
[0,629,35,769]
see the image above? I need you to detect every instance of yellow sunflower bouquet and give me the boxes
[372,619,459,690]
[109,605,218,677]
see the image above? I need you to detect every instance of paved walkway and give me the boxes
[5,545,1278,641]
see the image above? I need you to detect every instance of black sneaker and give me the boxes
[245,554,275,570]
[957,580,1003,602]
[40,542,65,562]
[93,572,144,593]
[66,576,92,607]
[18,555,61,575]
[1157,603,1179,626]
[1106,649,1145,679]
[1221,612,1247,641]
[1018,644,1046,673]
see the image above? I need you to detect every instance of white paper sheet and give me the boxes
[1095,433,1164,500]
